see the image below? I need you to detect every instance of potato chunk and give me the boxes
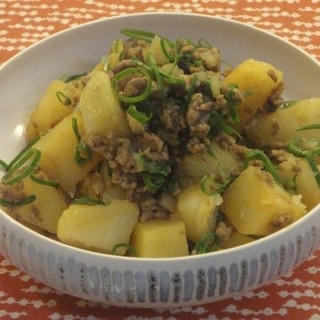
[25,79,84,141]
[222,59,283,131]
[221,165,306,236]
[179,139,243,186]
[57,200,139,255]
[177,185,222,243]
[77,70,131,137]
[34,112,102,193]
[245,98,320,148]
[0,170,69,234]
[130,218,189,258]
[278,153,320,211]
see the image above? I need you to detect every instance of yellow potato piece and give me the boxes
[34,111,102,193]
[1,171,69,234]
[130,218,189,258]
[177,184,222,243]
[278,153,320,211]
[179,140,243,186]
[25,79,84,141]
[76,70,131,137]
[223,59,283,131]
[221,165,306,236]
[245,98,320,148]
[57,200,139,255]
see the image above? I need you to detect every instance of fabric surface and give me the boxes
[0,1,320,319]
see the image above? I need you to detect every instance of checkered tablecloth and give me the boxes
[0,1,320,319]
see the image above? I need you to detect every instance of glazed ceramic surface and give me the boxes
[0,13,320,308]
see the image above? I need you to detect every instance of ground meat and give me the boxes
[215,221,232,242]
[266,81,285,111]
[216,133,249,161]
[271,213,293,231]
[111,59,137,75]
[0,180,25,204]
[122,38,147,61]
[186,93,215,138]
[187,137,210,154]
[86,132,171,220]
[192,46,220,72]
[138,132,169,162]
[115,74,149,99]
[139,197,170,221]
[156,99,187,145]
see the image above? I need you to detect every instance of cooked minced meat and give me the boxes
[186,93,215,139]
[81,34,285,224]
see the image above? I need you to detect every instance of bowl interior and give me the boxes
[0,12,320,257]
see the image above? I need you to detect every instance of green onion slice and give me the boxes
[120,29,157,42]
[30,174,59,188]
[288,137,320,157]
[56,91,72,106]
[0,159,9,172]
[72,117,93,166]
[2,148,41,185]
[72,197,104,205]
[305,152,320,187]
[222,83,241,123]
[141,172,165,192]
[160,37,174,62]
[147,53,165,98]
[245,149,280,183]
[60,73,86,83]
[112,243,138,256]
[200,175,231,195]
[112,67,152,104]
[126,104,152,124]
[7,135,40,171]
[297,123,320,131]
[193,231,218,254]
[0,195,36,207]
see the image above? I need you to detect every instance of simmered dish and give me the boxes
[1,29,320,258]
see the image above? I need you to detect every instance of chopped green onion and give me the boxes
[0,195,36,207]
[141,172,165,192]
[288,137,320,157]
[2,148,41,185]
[0,159,9,172]
[193,231,218,254]
[297,123,320,131]
[147,53,165,98]
[186,75,198,103]
[160,37,174,62]
[305,152,320,187]
[198,39,212,48]
[209,113,242,139]
[112,67,152,104]
[200,175,231,195]
[60,73,86,83]
[56,91,72,106]
[126,104,152,124]
[7,135,40,171]
[72,197,104,205]
[245,149,280,183]
[283,100,298,108]
[30,174,59,188]
[72,117,93,166]
[112,243,138,256]
[75,143,93,166]
[222,83,241,124]
[134,153,169,176]
[120,29,157,42]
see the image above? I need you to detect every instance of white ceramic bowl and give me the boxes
[0,13,320,308]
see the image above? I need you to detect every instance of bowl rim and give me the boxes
[1,12,320,264]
